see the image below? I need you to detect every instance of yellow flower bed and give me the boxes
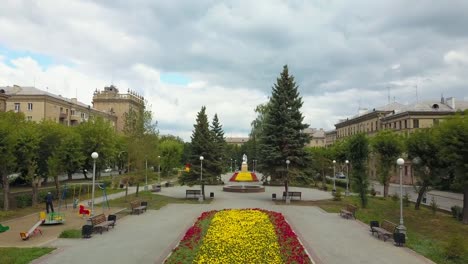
[235,171,254,181]
[194,209,283,264]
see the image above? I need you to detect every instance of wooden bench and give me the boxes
[130,201,147,215]
[340,204,357,219]
[186,189,201,199]
[151,184,161,192]
[282,191,302,200]
[90,214,115,234]
[371,220,397,241]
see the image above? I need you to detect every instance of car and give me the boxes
[104,168,112,173]
[336,172,346,179]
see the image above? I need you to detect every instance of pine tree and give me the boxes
[258,65,310,190]
[210,114,227,177]
[180,106,216,198]
[348,133,370,208]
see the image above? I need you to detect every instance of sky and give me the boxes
[1,0,468,141]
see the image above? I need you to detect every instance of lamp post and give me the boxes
[286,159,290,204]
[253,160,256,172]
[157,155,161,186]
[345,160,350,196]
[144,156,148,191]
[230,158,233,172]
[199,156,204,202]
[234,159,237,171]
[396,158,406,235]
[332,160,336,194]
[91,152,99,216]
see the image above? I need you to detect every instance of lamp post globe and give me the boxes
[91,152,99,216]
[332,160,336,193]
[396,158,406,236]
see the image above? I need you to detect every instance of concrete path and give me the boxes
[35,174,434,264]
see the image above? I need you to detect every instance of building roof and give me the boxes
[304,128,325,138]
[382,98,468,120]
[226,137,249,144]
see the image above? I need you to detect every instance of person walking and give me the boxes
[45,192,54,213]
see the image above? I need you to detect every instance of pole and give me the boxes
[397,158,407,236]
[235,160,237,171]
[144,158,148,191]
[345,160,349,196]
[199,158,203,202]
[91,159,96,216]
[332,160,336,193]
[286,160,290,204]
[158,159,161,185]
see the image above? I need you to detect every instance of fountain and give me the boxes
[223,154,265,193]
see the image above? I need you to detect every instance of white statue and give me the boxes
[242,154,248,163]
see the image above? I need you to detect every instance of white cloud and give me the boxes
[444,49,468,65]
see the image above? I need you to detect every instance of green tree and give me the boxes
[371,130,404,197]
[406,128,444,210]
[36,121,66,187]
[180,106,217,198]
[258,65,310,193]
[159,138,184,176]
[438,111,468,224]
[210,114,227,176]
[57,129,84,182]
[348,133,370,208]
[306,147,333,187]
[0,112,25,210]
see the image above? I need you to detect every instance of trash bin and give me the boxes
[210,192,214,198]
[393,232,405,246]
[108,214,117,227]
[272,193,276,200]
[82,225,93,239]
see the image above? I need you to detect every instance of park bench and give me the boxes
[371,220,397,241]
[151,184,161,192]
[90,214,115,234]
[186,189,201,199]
[282,191,302,200]
[165,181,174,187]
[340,204,358,219]
[130,200,147,215]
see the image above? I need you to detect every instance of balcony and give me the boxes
[59,113,68,119]
[70,114,79,121]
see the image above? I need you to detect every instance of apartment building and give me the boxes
[92,85,145,133]
[324,130,337,147]
[304,128,326,148]
[2,85,117,127]
[226,137,249,146]
[0,89,9,112]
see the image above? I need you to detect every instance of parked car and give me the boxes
[104,168,112,173]
[336,172,346,179]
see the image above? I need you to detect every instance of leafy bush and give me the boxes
[333,189,342,201]
[15,194,32,208]
[450,206,463,221]
[430,197,438,214]
[391,193,399,202]
[403,193,411,207]
[445,235,465,260]
[59,229,81,238]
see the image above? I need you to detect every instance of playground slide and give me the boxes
[20,220,43,240]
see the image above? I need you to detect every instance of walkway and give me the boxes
[35,174,434,264]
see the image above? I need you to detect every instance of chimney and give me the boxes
[446,97,456,109]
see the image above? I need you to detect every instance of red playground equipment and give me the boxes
[79,204,91,218]
[20,220,44,240]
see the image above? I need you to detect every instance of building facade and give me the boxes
[226,137,249,146]
[92,85,145,133]
[2,85,117,127]
[304,128,326,148]
[324,130,337,147]
[0,89,9,112]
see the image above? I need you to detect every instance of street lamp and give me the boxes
[158,156,161,185]
[345,160,350,196]
[234,159,237,171]
[144,156,148,191]
[286,159,290,204]
[396,158,406,235]
[253,160,256,172]
[230,158,233,172]
[199,156,204,201]
[91,152,99,216]
[332,160,336,194]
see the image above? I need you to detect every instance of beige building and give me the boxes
[92,85,145,133]
[0,89,9,112]
[2,85,117,127]
[226,137,249,146]
[304,128,326,148]
[324,130,337,147]
[333,97,468,184]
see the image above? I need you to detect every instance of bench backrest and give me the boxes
[283,192,300,196]
[91,214,106,225]
[346,204,357,213]
[187,190,200,194]
[381,220,397,233]
[130,201,141,209]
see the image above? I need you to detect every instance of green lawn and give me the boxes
[311,196,468,264]
[0,247,55,264]
[107,191,211,210]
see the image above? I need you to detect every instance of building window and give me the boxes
[399,121,402,129]
[81,113,85,118]
[404,120,407,129]
[60,107,63,113]
[27,116,32,121]
[71,110,75,116]
[14,103,20,112]
[404,166,408,176]
[371,122,374,131]
[27,103,33,111]
[413,119,419,128]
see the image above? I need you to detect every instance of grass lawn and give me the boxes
[0,247,55,264]
[108,191,211,210]
[306,196,468,264]
[58,229,82,238]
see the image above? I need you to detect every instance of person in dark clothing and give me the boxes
[45,192,54,213]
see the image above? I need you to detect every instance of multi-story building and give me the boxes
[332,97,468,184]
[324,130,337,147]
[226,137,249,146]
[304,128,326,148]
[0,88,9,112]
[92,85,145,133]
[2,85,117,127]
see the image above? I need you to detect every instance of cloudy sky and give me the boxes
[1,0,468,140]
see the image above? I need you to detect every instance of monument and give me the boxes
[241,154,248,172]
[224,153,264,193]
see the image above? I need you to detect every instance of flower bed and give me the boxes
[228,172,259,182]
[165,209,311,264]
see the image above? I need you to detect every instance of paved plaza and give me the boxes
[33,174,434,264]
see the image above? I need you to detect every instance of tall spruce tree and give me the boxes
[258,65,310,192]
[210,114,227,176]
[348,133,370,208]
[180,106,216,198]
